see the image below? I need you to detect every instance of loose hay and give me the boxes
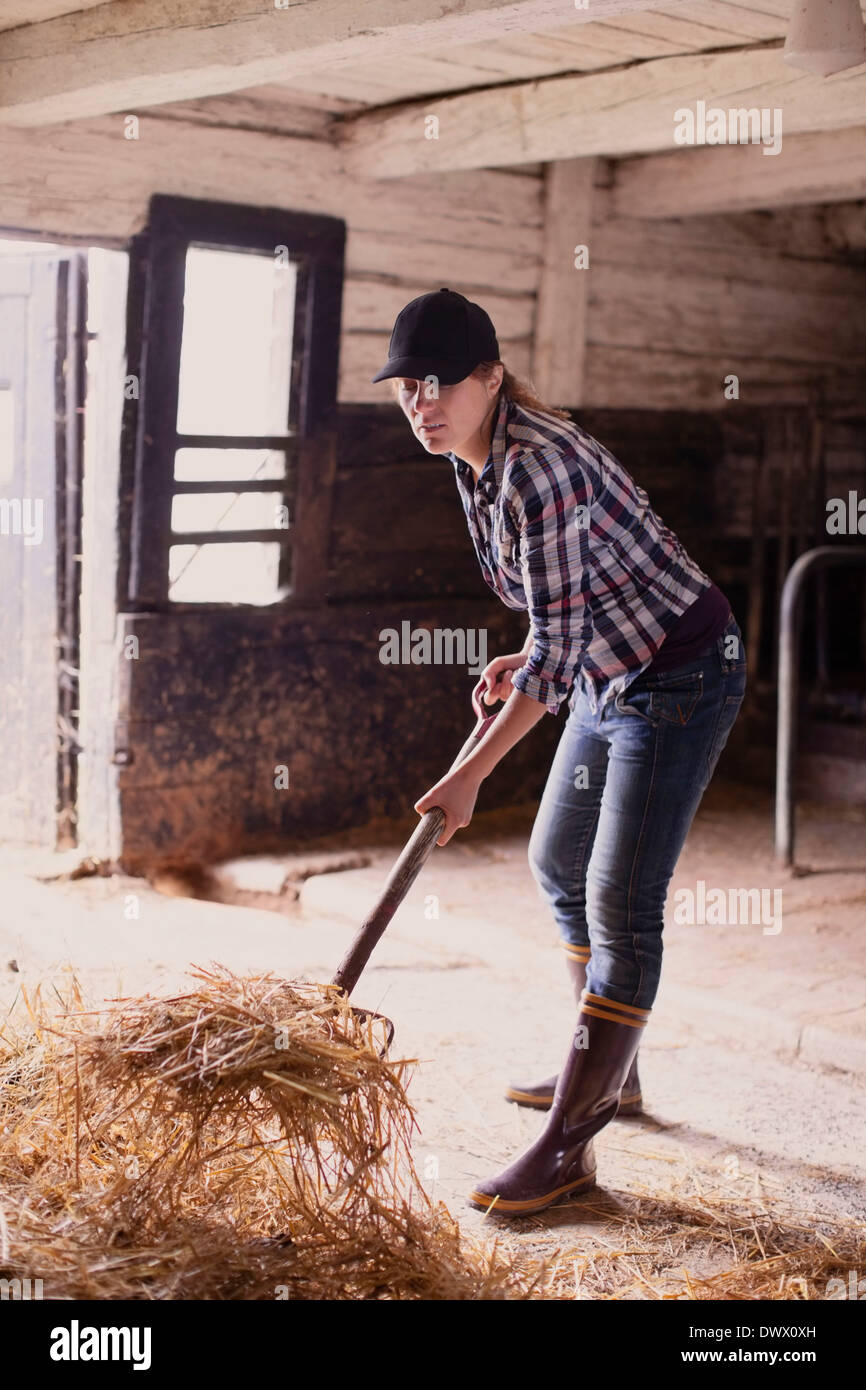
[2,966,862,1301]
[496,1180,866,1301]
[0,966,542,1300]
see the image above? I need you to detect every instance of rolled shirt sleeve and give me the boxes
[508,448,594,710]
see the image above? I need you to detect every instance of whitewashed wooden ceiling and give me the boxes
[0,1,864,211]
[265,2,845,107]
[1,2,864,126]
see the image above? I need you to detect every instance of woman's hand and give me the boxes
[480,651,526,705]
[413,643,541,845]
[414,765,482,847]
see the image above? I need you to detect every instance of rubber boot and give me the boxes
[505,948,643,1114]
[469,992,650,1215]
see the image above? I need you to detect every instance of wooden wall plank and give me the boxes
[346,231,541,294]
[591,211,866,295]
[613,126,866,218]
[343,279,534,341]
[589,264,866,364]
[598,185,866,256]
[582,345,866,410]
[0,115,544,247]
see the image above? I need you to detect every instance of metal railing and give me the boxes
[776,545,866,866]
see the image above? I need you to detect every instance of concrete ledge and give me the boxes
[799,1020,866,1076]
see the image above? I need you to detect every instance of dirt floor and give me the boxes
[2,777,865,1299]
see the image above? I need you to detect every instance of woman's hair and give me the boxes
[389,360,573,424]
[471,361,573,422]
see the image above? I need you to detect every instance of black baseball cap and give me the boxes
[371,287,500,385]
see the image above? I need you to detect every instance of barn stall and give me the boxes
[0,0,864,1326]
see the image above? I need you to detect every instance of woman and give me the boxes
[372,288,747,1215]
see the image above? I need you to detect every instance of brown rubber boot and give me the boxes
[504,948,643,1115]
[470,992,650,1214]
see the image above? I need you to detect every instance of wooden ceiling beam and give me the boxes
[0,0,697,126]
[341,45,866,177]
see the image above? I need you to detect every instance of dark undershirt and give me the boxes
[642,581,732,674]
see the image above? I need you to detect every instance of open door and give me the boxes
[0,250,86,850]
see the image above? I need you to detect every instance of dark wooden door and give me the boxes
[0,252,86,848]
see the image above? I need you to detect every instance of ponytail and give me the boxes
[472,361,573,423]
[389,361,573,424]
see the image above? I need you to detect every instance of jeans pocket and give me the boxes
[614,686,659,727]
[648,670,704,726]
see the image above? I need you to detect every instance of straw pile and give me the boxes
[0,966,542,1300]
[3,966,860,1301]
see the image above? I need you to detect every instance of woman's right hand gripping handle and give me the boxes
[480,649,529,706]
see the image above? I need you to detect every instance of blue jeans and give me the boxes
[527,613,747,1012]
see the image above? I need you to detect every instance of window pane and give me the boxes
[176,247,296,435]
[169,542,286,604]
[174,447,286,482]
[171,491,288,533]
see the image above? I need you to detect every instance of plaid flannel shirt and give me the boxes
[449,394,712,714]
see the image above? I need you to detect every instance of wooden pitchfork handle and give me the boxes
[331,677,502,1001]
